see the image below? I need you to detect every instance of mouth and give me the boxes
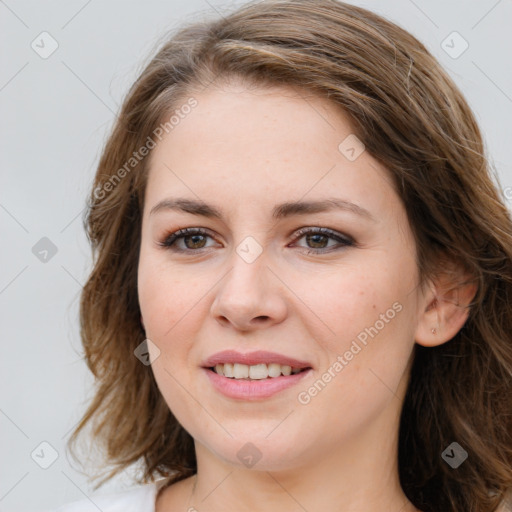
[201,350,313,400]
[207,362,311,380]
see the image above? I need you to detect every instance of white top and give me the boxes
[54,479,168,512]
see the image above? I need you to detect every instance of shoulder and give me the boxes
[54,480,166,512]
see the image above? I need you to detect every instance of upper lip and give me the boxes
[202,350,312,369]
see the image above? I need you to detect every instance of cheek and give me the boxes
[296,256,417,392]
[137,253,210,403]
[298,261,417,414]
[291,260,405,348]
[138,251,203,340]
[138,259,205,432]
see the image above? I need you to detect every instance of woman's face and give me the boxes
[138,82,427,471]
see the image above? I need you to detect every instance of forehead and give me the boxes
[144,83,398,222]
[153,82,357,159]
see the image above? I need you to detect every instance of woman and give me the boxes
[58,0,512,511]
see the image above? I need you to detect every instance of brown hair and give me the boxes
[69,1,512,510]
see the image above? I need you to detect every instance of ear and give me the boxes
[414,267,478,348]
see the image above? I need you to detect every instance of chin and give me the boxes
[200,429,313,472]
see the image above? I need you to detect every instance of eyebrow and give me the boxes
[149,197,376,222]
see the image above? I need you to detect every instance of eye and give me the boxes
[157,228,217,252]
[290,227,355,254]
[157,226,355,254]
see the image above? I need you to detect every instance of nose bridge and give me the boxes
[220,237,268,306]
[210,236,287,329]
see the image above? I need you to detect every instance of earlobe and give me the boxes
[415,275,478,348]
[140,314,145,330]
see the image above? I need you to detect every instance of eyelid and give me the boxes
[291,226,354,244]
[289,226,355,254]
[157,225,355,254]
[157,227,217,249]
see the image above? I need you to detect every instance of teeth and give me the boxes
[223,362,234,378]
[233,363,249,379]
[212,363,305,379]
[281,365,292,376]
[249,364,268,380]
[268,363,281,378]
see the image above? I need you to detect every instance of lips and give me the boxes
[201,349,312,370]
[201,350,313,400]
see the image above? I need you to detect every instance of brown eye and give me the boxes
[182,234,208,249]
[304,233,330,249]
[158,228,216,252]
[157,226,355,255]
[291,227,354,254]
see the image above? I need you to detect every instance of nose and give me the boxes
[210,248,288,332]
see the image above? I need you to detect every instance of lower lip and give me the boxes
[203,367,312,400]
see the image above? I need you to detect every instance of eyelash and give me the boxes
[157,227,355,255]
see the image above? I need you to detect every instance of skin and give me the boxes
[137,80,476,512]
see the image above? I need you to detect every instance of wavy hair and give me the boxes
[68,1,512,510]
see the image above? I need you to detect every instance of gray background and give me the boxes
[1,0,511,510]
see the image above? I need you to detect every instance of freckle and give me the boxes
[373,304,376,309]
